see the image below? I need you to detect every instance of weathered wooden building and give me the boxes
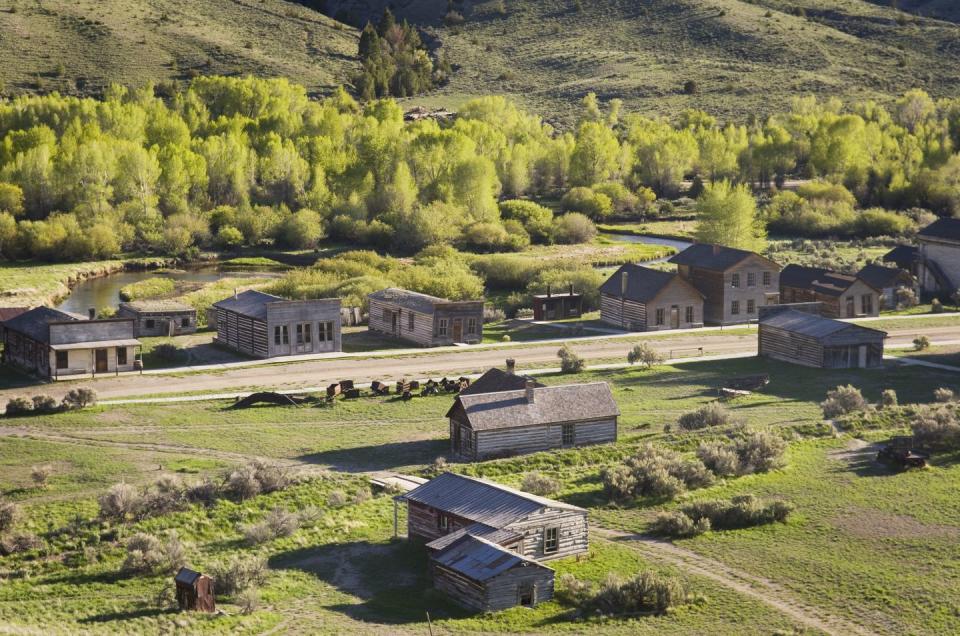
[857,264,918,310]
[430,534,555,611]
[669,244,782,325]
[916,218,960,296]
[532,285,582,321]
[118,300,197,337]
[212,290,341,358]
[599,263,704,331]
[368,288,484,347]
[174,567,215,613]
[779,264,880,318]
[758,307,886,369]
[458,360,544,397]
[398,472,589,562]
[1,307,140,379]
[447,381,619,459]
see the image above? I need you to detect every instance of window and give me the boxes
[296,324,304,344]
[731,273,741,288]
[274,325,282,345]
[437,513,449,531]
[462,427,473,452]
[655,308,665,326]
[562,423,575,446]
[274,325,289,345]
[181,317,190,328]
[408,312,415,331]
[145,319,155,329]
[861,294,873,315]
[438,318,448,337]
[747,299,756,314]
[685,306,694,323]
[295,323,312,344]
[56,351,68,369]
[731,300,740,315]
[382,309,392,324]
[544,527,559,554]
[318,321,334,342]
[747,272,756,287]
[117,347,127,366]
[467,317,477,335]
[763,271,772,287]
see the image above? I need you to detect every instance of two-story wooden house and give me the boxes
[779,264,880,318]
[599,263,704,331]
[916,218,960,296]
[669,244,782,325]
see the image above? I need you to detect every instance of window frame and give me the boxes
[731,273,741,288]
[467,317,477,335]
[296,323,305,345]
[543,527,559,554]
[55,350,69,370]
[438,318,448,337]
[762,271,772,287]
[731,300,740,315]
[561,423,575,446]
[181,317,190,328]
[655,308,665,326]
[747,272,756,288]
[117,346,127,366]
[685,305,694,323]
[747,299,756,314]
[145,318,155,329]
[274,325,282,345]
[438,513,449,531]
[408,312,415,331]
[861,294,873,315]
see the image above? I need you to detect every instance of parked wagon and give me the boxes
[877,437,929,469]
[371,381,391,395]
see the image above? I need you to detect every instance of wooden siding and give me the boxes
[759,324,884,368]
[758,324,824,368]
[407,501,475,543]
[506,509,589,561]
[432,562,554,612]
[461,418,618,460]
[780,280,879,319]
[919,239,960,293]
[680,255,780,325]
[533,295,582,321]
[214,309,268,358]
[116,307,196,337]
[600,293,646,330]
[368,297,482,347]
[265,300,341,356]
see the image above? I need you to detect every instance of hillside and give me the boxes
[0,0,358,97]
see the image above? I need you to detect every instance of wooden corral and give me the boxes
[174,567,215,613]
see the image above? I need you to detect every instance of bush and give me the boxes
[98,482,143,521]
[880,389,898,409]
[696,442,740,477]
[327,490,348,508]
[561,187,613,220]
[30,465,52,489]
[0,532,41,555]
[627,342,665,369]
[557,344,585,373]
[677,402,731,430]
[238,587,260,614]
[931,299,944,314]
[650,511,701,538]
[734,431,787,474]
[551,212,597,244]
[225,461,290,501]
[570,571,688,615]
[602,444,713,501]
[210,555,267,596]
[913,335,931,351]
[821,385,866,419]
[911,405,960,450]
[0,499,18,533]
[154,343,187,363]
[122,532,185,574]
[521,472,561,496]
[5,397,32,416]
[934,387,955,403]
[62,387,97,409]
[675,494,793,534]
[31,395,59,413]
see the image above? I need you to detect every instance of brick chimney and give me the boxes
[525,379,536,404]
[505,358,516,374]
[621,270,628,295]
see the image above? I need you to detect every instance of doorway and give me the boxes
[518,583,534,607]
[391,312,398,336]
[95,349,108,373]
[452,319,463,342]
[857,345,867,368]
[670,305,680,329]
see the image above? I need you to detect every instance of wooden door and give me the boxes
[858,345,867,368]
[391,312,398,335]
[670,305,680,329]
[452,319,463,342]
[95,349,108,373]
[845,297,855,318]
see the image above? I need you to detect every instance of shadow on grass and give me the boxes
[79,606,176,624]
[297,438,447,472]
[269,539,469,625]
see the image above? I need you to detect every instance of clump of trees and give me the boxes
[355,10,443,100]
[650,494,793,538]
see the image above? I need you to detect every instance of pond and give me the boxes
[600,232,694,263]
[56,267,282,315]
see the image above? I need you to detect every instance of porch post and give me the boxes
[393,499,398,538]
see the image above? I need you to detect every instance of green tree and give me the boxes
[570,121,620,187]
[694,180,766,251]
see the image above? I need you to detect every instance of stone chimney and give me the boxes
[505,358,516,374]
[525,379,536,404]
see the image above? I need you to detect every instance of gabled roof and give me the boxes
[368,288,482,314]
[760,308,886,340]
[669,243,780,272]
[432,534,550,583]
[175,567,203,585]
[918,218,960,242]
[857,264,914,290]
[400,472,584,528]
[599,264,703,303]
[119,300,195,313]
[212,290,283,320]
[0,307,29,323]
[2,306,81,343]
[883,245,918,265]
[425,522,522,552]
[455,382,620,431]
[780,264,874,297]
[458,368,543,397]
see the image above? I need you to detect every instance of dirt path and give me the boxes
[595,528,878,636]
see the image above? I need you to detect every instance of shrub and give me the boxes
[5,397,33,416]
[913,335,931,351]
[154,343,186,363]
[327,490,347,508]
[896,286,918,309]
[931,299,944,314]
[352,488,372,505]
[650,511,700,538]
[880,389,898,409]
[1,532,41,555]
[557,344,585,373]
[186,478,220,505]
[734,431,787,474]
[98,482,142,521]
[0,499,18,533]
[521,472,561,497]
[911,405,960,450]
[242,522,274,547]
[238,587,260,614]
[677,494,793,533]
[551,212,597,244]
[561,187,613,220]
[210,556,267,595]
[31,395,59,413]
[123,533,164,573]
[62,387,97,409]
[226,466,261,501]
[627,343,665,369]
[602,444,713,501]
[934,387,955,403]
[30,465,52,489]
[677,402,731,430]
[821,385,866,419]
[587,572,688,615]
[696,442,739,477]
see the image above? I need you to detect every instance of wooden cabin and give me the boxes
[118,300,197,337]
[779,264,880,319]
[212,290,341,358]
[758,307,886,369]
[447,381,619,459]
[532,285,582,321]
[857,264,918,310]
[174,567,215,613]
[368,288,484,347]
[915,218,960,296]
[2,307,141,379]
[430,534,555,612]
[669,244,782,325]
[458,360,544,397]
[599,263,704,331]
[397,472,589,562]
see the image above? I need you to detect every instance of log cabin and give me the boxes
[669,244,782,325]
[212,290,341,358]
[915,218,960,296]
[532,285,583,321]
[758,306,886,368]
[599,263,704,331]
[779,264,880,318]
[117,300,197,337]
[1,307,140,379]
[368,288,484,347]
[447,381,619,460]
[856,264,918,310]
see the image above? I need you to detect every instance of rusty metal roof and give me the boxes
[425,523,522,552]
[432,534,551,583]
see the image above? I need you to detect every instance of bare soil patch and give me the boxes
[832,509,960,541]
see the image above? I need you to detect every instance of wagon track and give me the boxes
[595,527,878,636]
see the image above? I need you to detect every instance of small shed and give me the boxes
[430,534,554,612]
[532,285,582,321]
[174,567,215,613]
[758,307,887,369]
[118,300,197,337]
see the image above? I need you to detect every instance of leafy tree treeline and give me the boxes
[0,78,958,263]
[354,9,446,100]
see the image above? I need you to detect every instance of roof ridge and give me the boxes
[438,472,586,512]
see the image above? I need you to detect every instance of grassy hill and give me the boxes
[2,0,960,124]
[0,0,358,97]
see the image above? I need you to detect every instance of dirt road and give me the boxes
[1,324,954,402]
